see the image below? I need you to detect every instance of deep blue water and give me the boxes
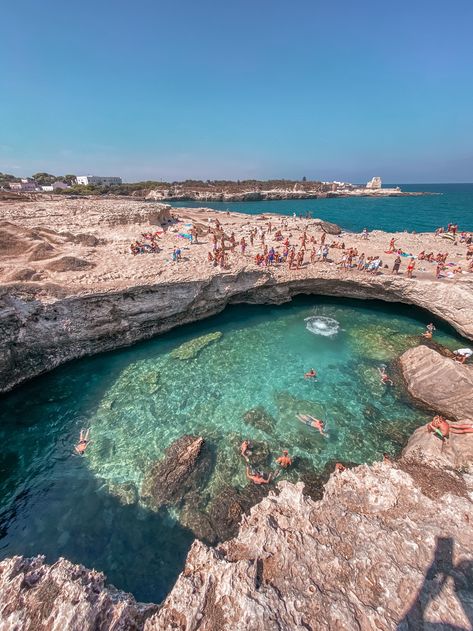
[170,183,473,233]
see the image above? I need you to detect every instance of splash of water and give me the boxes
[304,315,340,337]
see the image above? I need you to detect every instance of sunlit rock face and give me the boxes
[400,345,473,471]
[2,454,471,631]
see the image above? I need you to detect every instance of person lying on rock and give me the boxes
[246,466,279,485]
[428,415,473,439]
[276,450,292,469]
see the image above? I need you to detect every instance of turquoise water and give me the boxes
[0,297,466,602]
[171,183,473,232]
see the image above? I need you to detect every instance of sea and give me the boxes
[170,183,473,233]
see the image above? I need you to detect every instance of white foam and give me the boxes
[304,316,340,337]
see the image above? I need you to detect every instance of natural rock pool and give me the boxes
[0,297,465,602]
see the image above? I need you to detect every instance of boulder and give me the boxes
[243,406,275,434]
[400,345,473,419]
[313,219,342,235]
[141,435,211,510]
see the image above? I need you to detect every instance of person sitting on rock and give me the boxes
[246,466,278,485]
[427,415,450,440]
[240,440,252,462]
[334,462,346,473]
[276,450,292,469]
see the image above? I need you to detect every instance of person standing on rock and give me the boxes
[392,256,401,274]
[406,257,416,278]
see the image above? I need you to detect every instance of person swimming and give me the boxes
[276,450,292,468]
[240,440,253,462]
[296,414,326,435]
[304,368,317,380]
[378,366,394,386]
[245,466,279,485]
[74,428,91,455]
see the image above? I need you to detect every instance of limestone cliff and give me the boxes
[2,272,473,393]
[1,458,472,631]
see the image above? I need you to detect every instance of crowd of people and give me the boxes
[128,211,473,279]
[130,231,162,255]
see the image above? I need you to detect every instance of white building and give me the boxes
[76,175,122,186]
[41,181,70,192]
[366,177,382,190]
[10,178,38,192]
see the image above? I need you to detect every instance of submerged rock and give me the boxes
[170,331,222,360]
[141,435,212,510]
[243,406,275,434]
[107,481,139,506]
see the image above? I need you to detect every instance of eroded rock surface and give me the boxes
[401,345,473,470]
[141,435,211,510]
[400,345,473,419]
[149,462,473,630]
[0,555,156,631]
[1,454,472,630]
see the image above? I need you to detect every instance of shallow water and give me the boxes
[0,297,466,602]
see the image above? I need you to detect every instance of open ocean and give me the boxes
[170,183,473,233]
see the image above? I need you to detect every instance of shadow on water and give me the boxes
[0,451,194,604]
[397,537,473,630]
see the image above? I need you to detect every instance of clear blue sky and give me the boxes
[2,0,473,182]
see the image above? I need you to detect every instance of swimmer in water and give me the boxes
[304,368,317,380]
[240,440,252,462]
[378,366,394,386]
[296,414,326,436]
[276,450,292,469]
[246,466,279,485]
[75,428,91,455]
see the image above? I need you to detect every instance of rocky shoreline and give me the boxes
[1,198,472,392]
[144,187,429,202]
[0,198,472,629]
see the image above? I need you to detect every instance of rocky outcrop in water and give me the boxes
[400,345,473,419]
[141,435,211,510]
[400,345,473,471]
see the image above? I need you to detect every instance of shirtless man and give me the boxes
[75,428,91,455]
[297,414,326,435]
[246,466,276,485]
[276,450,292,469]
